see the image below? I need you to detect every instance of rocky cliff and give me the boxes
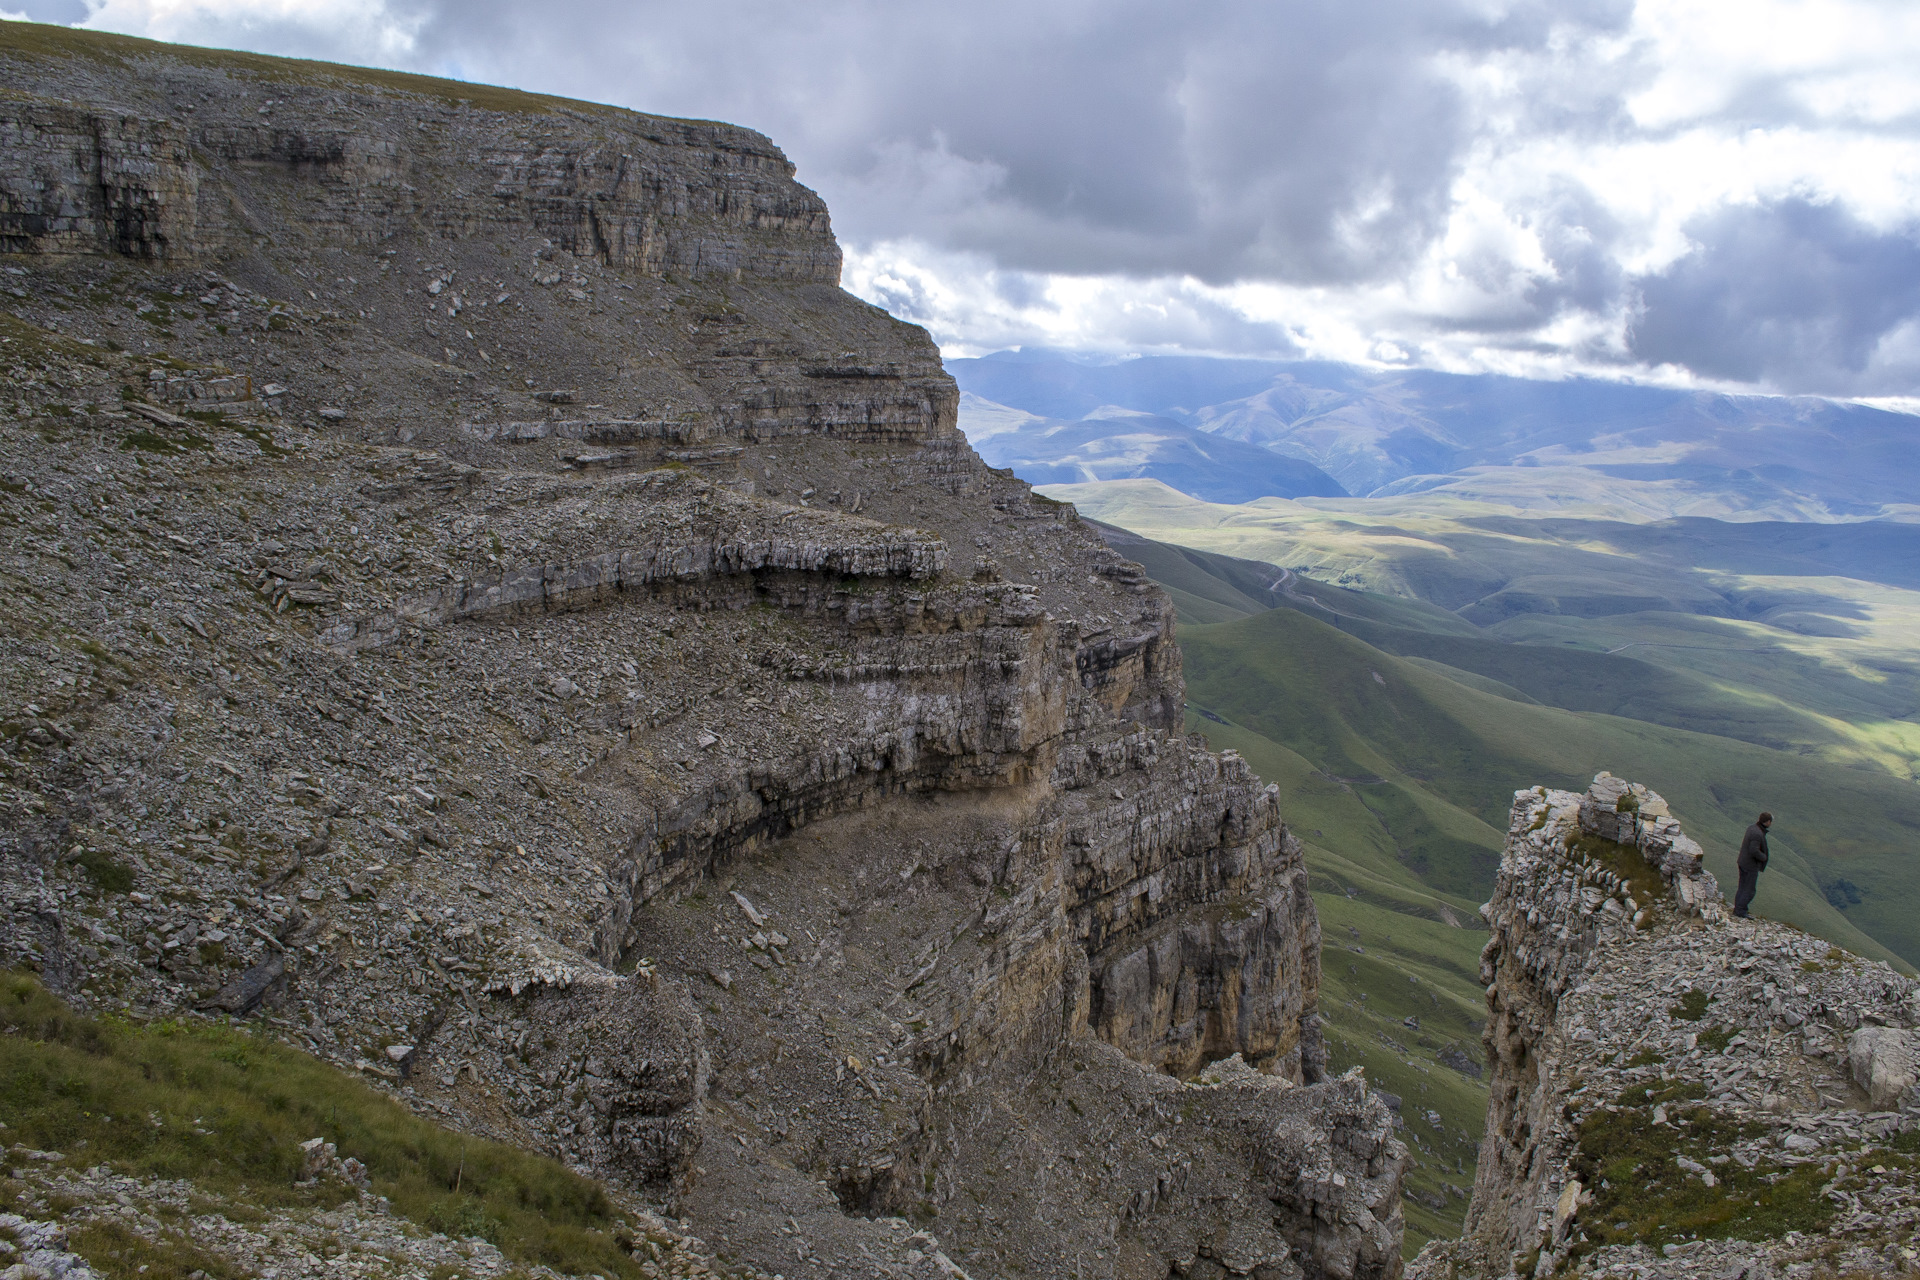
[1412,776,1920,1280]
[0,24,1404,1280]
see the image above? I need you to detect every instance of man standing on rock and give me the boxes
[1734,811,1772,918]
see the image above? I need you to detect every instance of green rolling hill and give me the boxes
[1181,605,1920,968]
[1084,509,1920,1252]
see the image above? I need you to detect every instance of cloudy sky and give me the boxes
[11,0,1920,397]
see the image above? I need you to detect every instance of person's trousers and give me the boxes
[1734,864,1760,917]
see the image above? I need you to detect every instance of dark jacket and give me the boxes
[1738,823,1770,871]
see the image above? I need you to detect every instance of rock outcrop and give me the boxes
[1412,775,1920,1280]
[0,24,1402,1280]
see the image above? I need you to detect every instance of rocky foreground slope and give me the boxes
[1413,776,1920,1280]
[0,24,1404,1280]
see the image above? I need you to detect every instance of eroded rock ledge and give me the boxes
[1413,775,1920,1280]
[0,24,1394,1280]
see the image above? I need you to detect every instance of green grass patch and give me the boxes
[173,408,290,458]
[0,309,112,372]
[0,972,647,1279]
[1668,990,1712,1022]
[225,419,290,458]
[1570,1102,1831,1256]
[1696,1025,1737,1054]
[119,429,208,456]
[78,639,135,675]
[1614,1080,1707,1109]
[1802,949,1848,974]
[74,847,134,894]
[1568,834,1666,908]
[63,1218,248,1280]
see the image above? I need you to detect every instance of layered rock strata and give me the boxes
[0,25,1402,1280]
[1412,776,1920,1280]
[0,43,840,280]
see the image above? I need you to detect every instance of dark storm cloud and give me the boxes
[1630,199,1920,394]
[58,0,1920,394]
[379,0,1633,287]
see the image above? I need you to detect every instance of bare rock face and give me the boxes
[0,25,1394,1280]
[1413,776,1920,1280]
[0,33,839,281]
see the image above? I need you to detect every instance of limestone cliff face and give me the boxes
[1415,777,1920,1280]
[0,25,1397,1280]
[0,31,838,280]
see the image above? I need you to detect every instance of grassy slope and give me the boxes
[1310,605,1893,769]
[1487,609,1920,773]
[1182,606,1917,968]
[1291,564,1920,774]
[0,971,662,1280]
[1062,482,1920,772]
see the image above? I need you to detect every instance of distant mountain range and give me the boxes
[950,349,1920,519]
[957,393,1346,502]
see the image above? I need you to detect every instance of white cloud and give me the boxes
[1624,0,1920,129]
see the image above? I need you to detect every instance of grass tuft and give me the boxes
[1614,1080,1707,1109]
[1668,989,1712,1022]
[1696,1025,1737,1054]
[119,429,208,456]
[74,847,134,894]
[1569,834,1666,908]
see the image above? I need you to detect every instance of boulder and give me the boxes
[1848,1026,1916,1109]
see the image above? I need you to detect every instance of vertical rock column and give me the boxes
[1461,775,1724,1270]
